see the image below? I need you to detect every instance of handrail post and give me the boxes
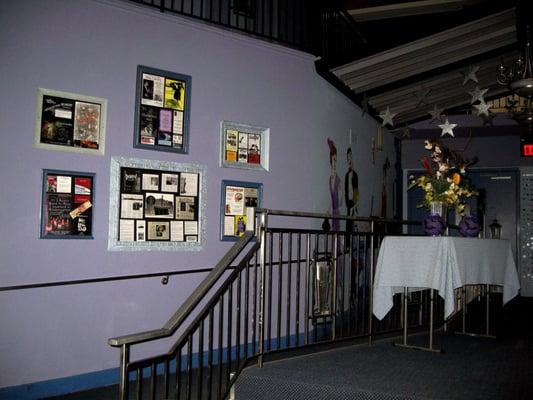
[368,220,375,345]
[258,211,268,368]
[119,344,130,400]
[332,233,338,341]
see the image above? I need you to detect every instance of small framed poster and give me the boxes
[108,157,206,251]
[220,121,269,171]
[35,88,107,155]
[134,65,191,154]
[220,180,262,241]
[40,169,95,239]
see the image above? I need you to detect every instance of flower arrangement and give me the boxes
[409,139,478,215]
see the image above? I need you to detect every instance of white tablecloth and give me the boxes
[373,236,520,320]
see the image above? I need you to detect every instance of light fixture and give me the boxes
[497,25,533,127]
[497,26,533,98]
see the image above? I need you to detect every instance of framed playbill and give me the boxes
[134,65,191,154]
[108,157,206,251]
[40,169,95,239]
[220,121,269,171]
[35,88,107,155]
[220,180,262,241]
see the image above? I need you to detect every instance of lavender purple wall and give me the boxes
[0,0,395,392]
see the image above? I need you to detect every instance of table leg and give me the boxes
[455,284,496,339]
[394,287,441,353]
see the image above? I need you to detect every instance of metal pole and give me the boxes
[258,212,267,368]
[485,284,490,336]
[368,220,375,344]
[403,288,408,346]
[332,234,338,340]
[119,344,130,400]
[429,289,435,350]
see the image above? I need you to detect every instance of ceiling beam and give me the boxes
[347,0,484,22]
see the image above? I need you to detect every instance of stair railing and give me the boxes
[108,209,439,400]
[108,230,258,400]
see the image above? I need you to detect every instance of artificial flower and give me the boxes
[408,139,478,215]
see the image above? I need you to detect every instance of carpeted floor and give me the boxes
[47,297,533,400]
[236,296,533,400]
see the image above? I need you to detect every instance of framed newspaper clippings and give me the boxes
[134,65,191,154]
[220,121,269,171]
[220,180,262,241]
[108,157,206,251]
[35,88,107,155]
[40,169,95,239]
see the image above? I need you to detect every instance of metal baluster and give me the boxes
[369,221,375,344]
[332,233,338,340]
[217,296,224,399]
[150,363,156,400]
[286,233,292,346]
[207,308,214,400]
[227,284,233,388]
[267,231,273,352]
[164,359,170,400]
[244,259,250,360]
[236,270,242,368]
[187,335,193,400]
[137,368,143,400]
[277,233,283,349]
[198,320,204,400]
[258,212,267,368]
[176,347,182,400]
[296,233,301,346]
[119,344,130,400]
[304,233,310,345]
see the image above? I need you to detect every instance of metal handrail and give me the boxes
[255,208,421,226]
[108,231,255,347]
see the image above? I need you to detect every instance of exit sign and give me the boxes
[522,143,533,157]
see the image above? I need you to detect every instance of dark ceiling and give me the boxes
[317,0,531,135]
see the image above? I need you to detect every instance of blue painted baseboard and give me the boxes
[0,334,307,399]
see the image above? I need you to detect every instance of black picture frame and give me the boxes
[40,169,95,239]
[133,65,191,154]
[220,180,262,241]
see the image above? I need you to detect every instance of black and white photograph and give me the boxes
[179,172,198,196]
[161,173,179,192]
[122,170,142,193]
[142,173,160,191]
[145,193,174,219]
[176,196,195,220]
[147,221,170,241]
[141,73,164,107]
[120,194,144,219]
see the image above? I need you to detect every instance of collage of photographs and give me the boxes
[137,68,188,151]
[224,128,261,165]
[41,171,94,238]
[119,167,199,242]
[39,94,102,150]
[222,181,262,240]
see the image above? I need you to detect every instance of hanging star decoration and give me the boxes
[438,118,457,137]
[413,87,432,108]
[361,93,370,117]
[461,65,480,86]
[473,101,492,117]
[428,105,445,124]
[379,106,397,127]
[467,86,488,104]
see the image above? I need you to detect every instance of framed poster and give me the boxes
[220,180,262,241]
[40,169,95,239]
[220,121,269,171]
[108,157,206,251]
[134,65,191,154]
[35,88,107,155]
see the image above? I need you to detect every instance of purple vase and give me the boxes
[459,214,481,237]
[423,214,446,236]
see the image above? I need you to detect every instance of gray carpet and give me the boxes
[235,332,533,400]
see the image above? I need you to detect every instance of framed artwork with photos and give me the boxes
[220,180,262,241]
[108,157,206,251]
[134,65,191,154]
[35,88,107,155]
[220,121,269,171]
[40,169,95,239]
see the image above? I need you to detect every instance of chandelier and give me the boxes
[497,25,533,127]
